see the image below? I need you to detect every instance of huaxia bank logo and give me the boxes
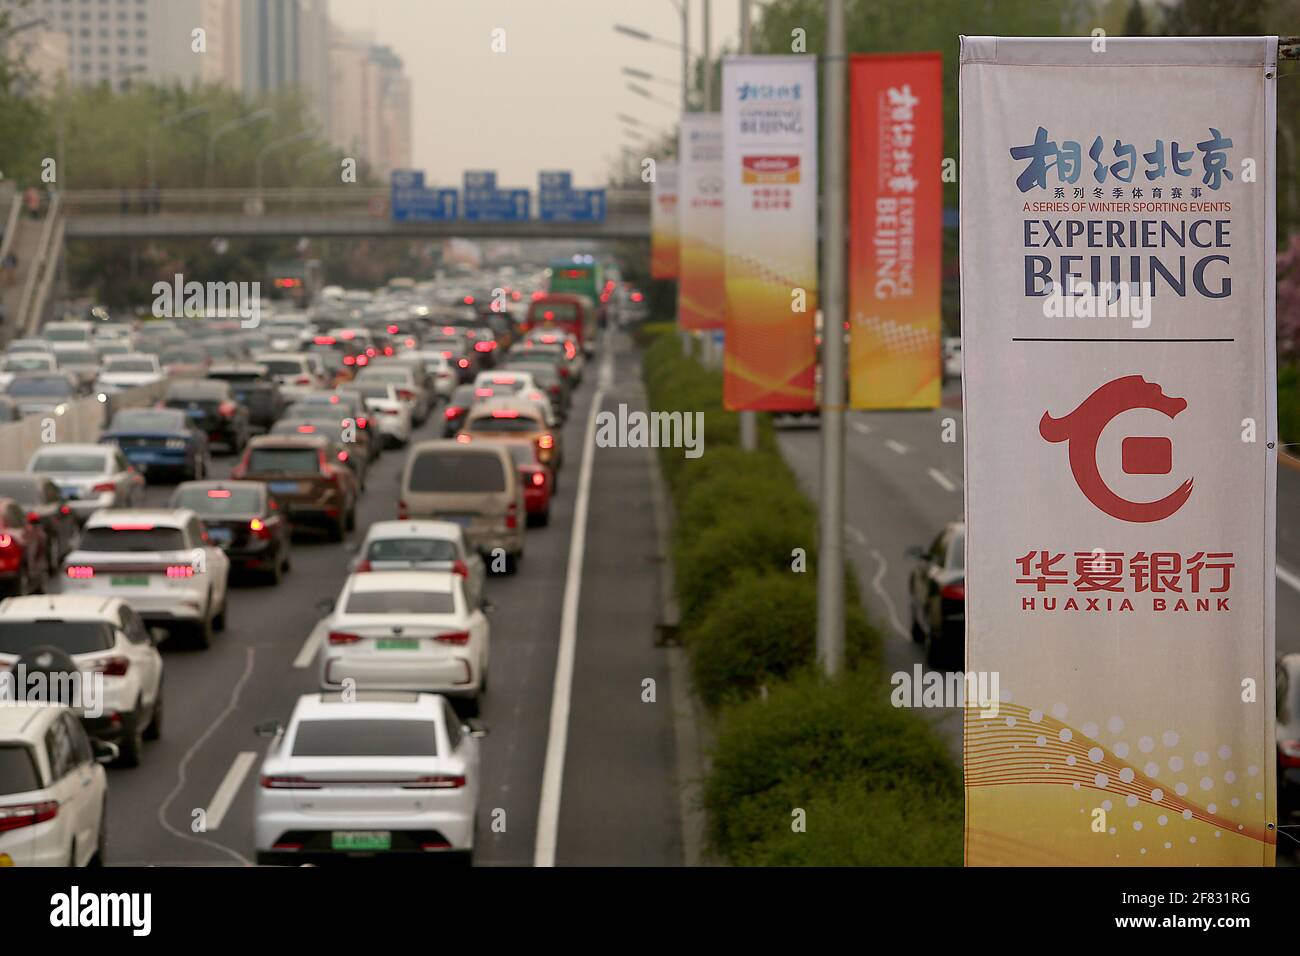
[50,887,151,936]
[151,273,261,328]
[1020,376,1231,618]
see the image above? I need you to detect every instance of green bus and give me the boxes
[547,255,604,309]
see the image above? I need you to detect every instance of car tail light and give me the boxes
[383,346,394,357]
[474,341,495,352]
[433,631,469,646]
[356,416,369,429]
[166,565,195,578]
[402,775,465,789]
[0,800,58,833]
[537,433,554,450]
[451,559,468,578]
[337,451,350,463]
[441,350,452,358]
[296,424,316,433]
[86,656,130,677]
[1280,740,1300,769]
[250,518,273,540]
[26,511,40,525]
[387,325,399,334]
[365,348,376,358]
[505,502,518,530]
[59,505,71,516]
[67,565,95,579]
[405,338,416,348]
[92,481,117,493]
[259,776,320,790]
[455,434,471,444]
[218,401,237,417]
[941,582,965,601]
[530,471,546,487]
[356,355,369,367]
[343,354,356,366]
[328,631,360,645]
[457,358,469,369]
[444,406,463,419]
[354,559,372,572]
[396,389,414,401]
[397,500,408,520]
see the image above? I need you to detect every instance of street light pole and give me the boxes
[702,0,712,112]
[738,0,758,450]
[816,0,847,677]
[149,106,208,184]
[681,0,690,110]
[256,128,319,192]
[205,108,273,188]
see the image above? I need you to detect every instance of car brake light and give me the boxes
[59,505,71,516]
[337,451,349,463]
[433,631,470,646]
[537,433,554,449]
[328,631,360,645]
[383,346,394,356]
[296,425,316,433]
[207,489,232,499]
[505,502,518,530]
[67,565,95,579]
[354,559,372,572]
[314,336,336,345]
[259,776,320,790]
[387,325,399,334]
[941,582,965,601]
[0,800,58,833]
[397,500,408,520]
[218,401,237,417]
[166,565,195,578]
[25,511,40,524]
[451,559,468,578]
[457,358,469,368]
[343,355,356,366]
[444,406,462,419]
[531,471,546,487]
[93,481,117,493]
[1280,740,1300,769]
[441,350,453,358]
[87,656,130,677]
[402,775,465,789]
[475,388,492,397]
[491,410,519,419]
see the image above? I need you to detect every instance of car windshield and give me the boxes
[81,526,185,552]
[110,410,185,432]
[344,590,456,614]
[105,359,157,373]
[366,538,458,563]
[408,450,505,492]
[3,357,51,371]
[247,448,320,473]
[45,328,88,342]
[291,719,440,757]
[57,350,97,365]
[172,486,263,515]
[0,745,41,796]
[163,349,205,364]
[0,621,115,656]
[7,377,71,397]
[347,385,392,401]
[30,453,107,474]
[533,302,579,323]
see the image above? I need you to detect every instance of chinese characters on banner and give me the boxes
[650,160,680,280]
[720,56,818,411]
[848,52,943,409]
[961,36,1277,866]
[677,114,726,331]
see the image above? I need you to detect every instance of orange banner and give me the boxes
[650,161,680,280]
[849,52,943,409]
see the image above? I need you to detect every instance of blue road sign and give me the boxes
[463,187,530,221]
[464,170,497,191]
[539,188,606,222]
[391,170,458,222]
[538,170,572,191]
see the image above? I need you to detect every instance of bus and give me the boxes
[522,293,598,355]
[547,256,603,311]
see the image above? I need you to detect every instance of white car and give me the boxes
[0,353,57,391]
[95,353,164,395]
[340,381,412,448]
[472,369,538,402]
[265,319,313,352]
[27,444,143,523]
[59,509,230,647]
[320,570,489,711]
[411,351,457,399]
[355,363,431,424]
[253,691,486,865]
[42,321,95,352]
[0,595,164,766]
[351,520,486,609]
[251,352,328,401]
[943,337,962,382]
[0,703,113,866]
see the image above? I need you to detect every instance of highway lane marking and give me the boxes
[1279,564,1300,595]
[869,548,912,641]
[885,439,909,455]
[846,524,867,546]
[534,335,611,868]
[851,420,872,435]
[204,751,258,831]
[928,468,958,493]
[293,619,327,669]
[155,647,256,866]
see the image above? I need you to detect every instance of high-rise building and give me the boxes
[327,27,410,177]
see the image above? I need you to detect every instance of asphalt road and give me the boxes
[97,328,682,866]
[777,384,1300,759]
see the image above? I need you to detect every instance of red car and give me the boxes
[504,443,553,526]
[0,496,49,596]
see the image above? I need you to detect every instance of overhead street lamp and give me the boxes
[626,82,679,111]
[613,2,691,112]
[256,127,321,191]
[147,105,208,184]
[294,141,337,170]
[205,108,273,188]
[621,66,680,88]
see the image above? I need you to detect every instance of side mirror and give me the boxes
[481,598,495,613]
[149,627,168,646]
[905,545,925,560]
[253,719,282,738]
[91,739,119,765]
[464,719,489,738]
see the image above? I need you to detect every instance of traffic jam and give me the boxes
[0,262,632,866]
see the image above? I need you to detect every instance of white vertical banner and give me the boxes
[677,113,725,331]
[651,160,680,280]
[720,55,819,411]
[960,36,1277,866]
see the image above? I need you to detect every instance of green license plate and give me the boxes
[111,576,149,587]
[331,831,391,851]
[377,638,419,651]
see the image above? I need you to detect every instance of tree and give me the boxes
[1123,0,1150,34]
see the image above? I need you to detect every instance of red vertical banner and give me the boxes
[849,52,943,409]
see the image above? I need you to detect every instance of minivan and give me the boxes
[399,441,524,572]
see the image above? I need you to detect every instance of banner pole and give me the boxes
[738,0,758,451]
[816,0,846,676]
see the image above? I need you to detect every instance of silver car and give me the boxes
[350,519,487,609]
[26,443,143,522]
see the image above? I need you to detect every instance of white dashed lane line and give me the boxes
[204,751,259,832]
[885,439,909,455]
[928,468,958,493]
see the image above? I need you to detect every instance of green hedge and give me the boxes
[641,322,962,865]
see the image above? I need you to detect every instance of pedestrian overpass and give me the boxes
[61,187,651,241]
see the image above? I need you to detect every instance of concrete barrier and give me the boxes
[0,380,169,472]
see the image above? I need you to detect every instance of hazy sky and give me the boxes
[329,0,743,187]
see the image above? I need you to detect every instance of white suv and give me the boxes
[59,510,231,648]
[0,596,164,766]
[254,691,486,865]
[0,703,114,866]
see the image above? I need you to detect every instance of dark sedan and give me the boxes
[208,363,287,433]
[161,379,251,454]
[100,407,210,482]
[907,521,965,669]
[170,480,292,585]
[442,384,475,437]
[0,475,73,576]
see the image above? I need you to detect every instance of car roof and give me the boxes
[31,443,112,456]
[290,691,444,723]
[0,594,122,620]
[83,508,193,530]
[347,570,456,593]
[466,396,544,417]
[247,433,328,448]
[364,519,463,540]
[0,702,68,739]
[174,479,265,495]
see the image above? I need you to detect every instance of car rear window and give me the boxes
[247,448,320,473]
[366,538,458,564]
[408,450,505,493]
[0,621,115,656]
[7,377,72,397]
[80,527,186,552]
[532,302,579,323]
[291,719,439,757]
[466,415,538,433]
[0,745,41,796]
[259,359,306,376]
[29,453,108,474]
[343,590,455,614]
[172,486,263,515]
[110,410,185,432]
[105,359,157,373]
